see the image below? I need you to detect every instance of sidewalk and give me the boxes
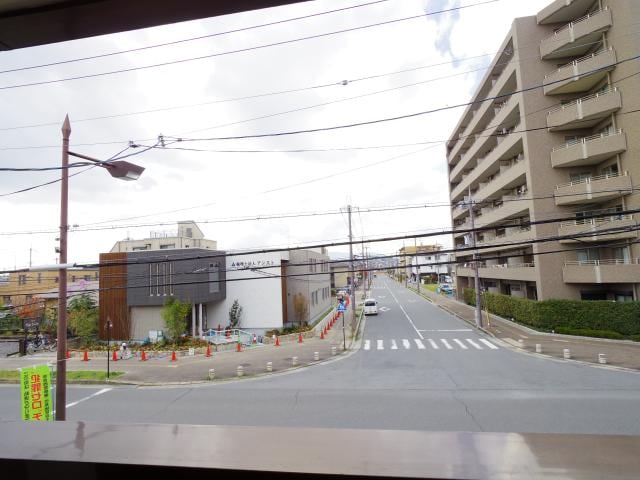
[0,304,363,385]
[401,280,640,371]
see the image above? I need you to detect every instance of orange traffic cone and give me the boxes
[66,350,71,359]
[298,333,304,344]
[171,351,177,362]
[206,345,212,357]
[112,350,118,362]
[236,342,242,352]
[82,351,89,362]
[140,350,147,361]
[320,330,325,340]
[275,336,280,347]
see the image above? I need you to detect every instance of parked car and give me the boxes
[363,298,378,315]
[438,283,453,295]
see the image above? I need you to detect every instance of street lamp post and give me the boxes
[55,115,144,421]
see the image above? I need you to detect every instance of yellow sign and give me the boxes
[20,365,53,421]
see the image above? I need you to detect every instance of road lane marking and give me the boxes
[428,339,439,349]
[518,334,528,339]
[441,339,453,350]
[466,339,483,349]
[364,340,371,351]
[385,283,424,340]
[479,339,499,350]
[414,339,426,349]
[402,339,411,349]
[453,339,468,349]
[390,339,398,350]
[64,388,112,410]
[377,340,384,350]
[419,329,472,332]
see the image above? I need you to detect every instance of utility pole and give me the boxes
[29,247,32,268]
[414,237,420,295]
[347,205,356,332]
[468,186,483,328]
[56,115,71,421]
[403,240,407,288]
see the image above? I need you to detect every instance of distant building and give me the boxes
[0,268,99,309]
[410,252,453,284]
[110,221,217,252]
[99,225,331,340]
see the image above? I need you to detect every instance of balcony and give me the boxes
[451,130,523,201]
[457,263,537,282]
[543,48,616,95]
[551,129,627,168]
[540,8,612,59]
[475,156,526,203]
[477,195,530,227]
[451,202,469,221]
[476,228,534,253]
[554,171,632,206]
[537,0,599,25]
[558,214,636,243]
[546,87,621,131]
[563,259,640,283]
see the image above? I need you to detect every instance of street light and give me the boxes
[56,115,144,421]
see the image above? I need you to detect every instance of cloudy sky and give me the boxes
[0,0,552,270]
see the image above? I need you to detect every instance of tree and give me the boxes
[292,293,308,327]
[161,298,191,340]
[67,294,98,338]
[228,300,243,329]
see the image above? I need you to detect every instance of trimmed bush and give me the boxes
[464,288,640,336]
[554,327,625,339]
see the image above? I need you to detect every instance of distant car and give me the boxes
[438,283,453,295]
[363,298,378,315]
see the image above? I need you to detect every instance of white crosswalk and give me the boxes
[363,338,499,351]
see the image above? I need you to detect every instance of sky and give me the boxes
[0,0,552,270]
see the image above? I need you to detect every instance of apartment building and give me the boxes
[410,251,453,284]
[110,221,217,252]
[447,0,639,301]
[398,244,442,281]
[0,268,99,308]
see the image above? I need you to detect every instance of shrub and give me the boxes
[464,288,640,336]
[554,327,625,339]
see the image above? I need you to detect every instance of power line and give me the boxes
[3,228,639,300]
[0,0,393,75]
[0,1,499,91]
[4,205,639,274]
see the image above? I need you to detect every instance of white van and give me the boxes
[363,298,378,315]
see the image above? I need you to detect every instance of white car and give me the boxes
[363,298,378,315]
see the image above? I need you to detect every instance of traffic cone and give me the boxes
[82,351,89,362]
[206,345,212,357]
[140,350,147,361]
[66,350,71,359]
[112,350,118,362]
[275,336,280,347]
[320,330,325,340]
[236,342,242,353]
[171,351,177,362]
[298,333,303,344]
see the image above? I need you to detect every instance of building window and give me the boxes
[160,244,175,249]
[208,263,219,294]
[149,264,153,296]
[18,274,27,285]
[37,273,42,284]
[169,262,174,296]
[132,246,148,251]
[156,264,160,296]
[25,295,33,301]
[2,295,10,303]
[71,276,76,282]
[84,275,91,281]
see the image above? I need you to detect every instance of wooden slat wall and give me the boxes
[98,252,130,340]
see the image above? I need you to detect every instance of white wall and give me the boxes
[206,252,287,334]
[130,306,164,341]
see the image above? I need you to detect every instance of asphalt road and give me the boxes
[2,276,640,434]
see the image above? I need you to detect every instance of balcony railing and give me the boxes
[555,170,625,189]
[565,258,639,266]
[552,129,623,152]
[550,129,626,168]
[559,213,632,227]
[543,48,616,95]
[547,87,617,115]
[540,8,612,59]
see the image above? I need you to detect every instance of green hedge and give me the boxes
[464,288,640,336]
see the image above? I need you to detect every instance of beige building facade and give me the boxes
[447,0,640,301]
[110,221,217,252]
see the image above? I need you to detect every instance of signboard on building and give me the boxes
[20,365,53,421]
[229,259,276,270]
